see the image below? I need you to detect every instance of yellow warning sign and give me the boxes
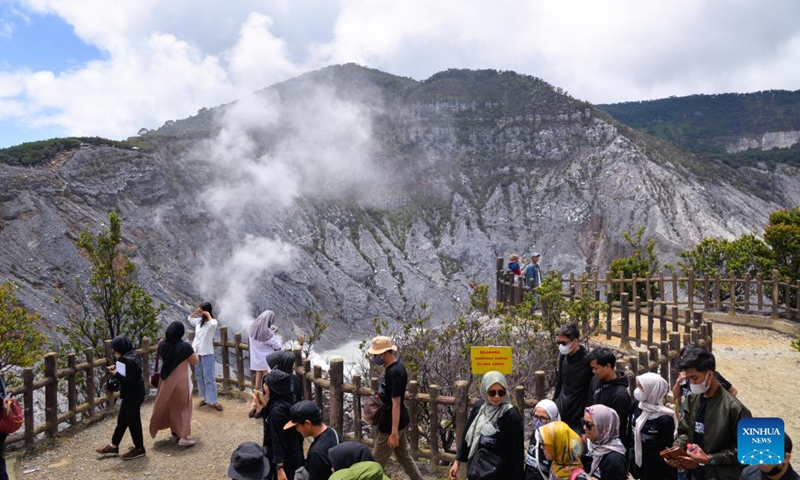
[470,346,513,375]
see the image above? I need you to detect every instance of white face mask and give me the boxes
[689,372,711,395]
[558,343,572,355]
[633,388,647,402]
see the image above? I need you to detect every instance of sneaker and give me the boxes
[95,444,119,456]
[122,446,146,460]
[178,438,196,447]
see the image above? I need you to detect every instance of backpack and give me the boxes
[362,393,387,426]
[0,394,23,434]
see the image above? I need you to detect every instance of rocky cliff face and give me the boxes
[2,65,797,346]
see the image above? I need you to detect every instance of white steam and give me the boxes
[191,82,386,334]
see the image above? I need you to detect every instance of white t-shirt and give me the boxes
[188,315,218,356]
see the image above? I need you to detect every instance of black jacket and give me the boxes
[456,400,525,480]
[260,397,304,478]
[554,345,593,433]
[110,336,145,405]
[589,371,632,447]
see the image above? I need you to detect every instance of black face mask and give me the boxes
[766,464,784,477]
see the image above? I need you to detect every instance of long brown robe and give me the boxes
[149,360,193,438]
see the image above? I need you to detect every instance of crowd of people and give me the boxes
[21,297,785,480]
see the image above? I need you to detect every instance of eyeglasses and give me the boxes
[487,389,507,398]
[533,415,550,422]
[581,419,595,430]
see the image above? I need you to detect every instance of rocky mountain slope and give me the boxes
[2,65,797,346]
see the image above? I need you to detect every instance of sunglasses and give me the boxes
[487,389,507,398]
[557,340,573,346]
[581,419,595,430]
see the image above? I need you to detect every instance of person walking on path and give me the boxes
[95,336,147,460]
[149,321,199,447]
[449,370,524,480]
[249,310,282,417]
[189,302,222,411]
[367,336,424,480]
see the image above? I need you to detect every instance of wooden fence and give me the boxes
[5,316,711,468]
[496,257,800,321]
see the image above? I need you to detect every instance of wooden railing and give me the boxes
[496,257,800,321]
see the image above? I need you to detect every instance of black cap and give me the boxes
[228,442,270,480]
[283,400,321,429]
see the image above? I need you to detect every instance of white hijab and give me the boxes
[634,373,678,467]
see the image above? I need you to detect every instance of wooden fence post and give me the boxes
[534,371,546,402]
[303,359,312,401]
[634,296,642,347]
[104,340,114,408]
[658,272,665,300]
[67,353,77,425]
[670,306,679,333]
[796,281,800,321]
[646,300,654,346]
[729,271,737,315]
[44,352,58,438]
[687,269,694,312]
[408,381,419,453]
[649,346,659,373]
[220,326,230,391]
[743,274,751,312]
[671,271,678,306]
[669,332,681,388]
[620,293,632,351]
[514,385,525,420]
[315,367,325,417]
[428,385,440,467]
[353,375,363,443]
[660,341,670,383]
[454,380,468,458]
[703,274,711,310]
[23,367,34,444]
[706,320,713,353]
[329,356,344,434]
[659,302,668,343]
[496,257,504,304]
[85,347,95,417]
[772,270,780,319]
[606,292,613,340]
[232,332,244,391]
[622,357,635,397]
[757,273,764,311]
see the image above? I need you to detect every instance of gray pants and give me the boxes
[372,427,424,480]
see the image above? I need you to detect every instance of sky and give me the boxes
[1,0,799,149]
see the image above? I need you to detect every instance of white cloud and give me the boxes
[2,0,800,144]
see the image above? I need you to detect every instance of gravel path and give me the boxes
[12,322,800,479]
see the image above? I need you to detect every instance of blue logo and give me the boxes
[738,418,784,465]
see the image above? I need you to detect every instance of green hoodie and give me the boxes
[329,461,390,480]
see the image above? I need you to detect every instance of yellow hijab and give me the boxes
[539,421,583,479]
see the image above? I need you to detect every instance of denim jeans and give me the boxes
[195,354,217,404]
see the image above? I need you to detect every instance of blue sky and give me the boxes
[1,0,799,149]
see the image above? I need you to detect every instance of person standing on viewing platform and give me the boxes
[666,348,751,480]
[189,302,222,411]
[524,252,542,289]
[508,253,523,276]
[553,322,593,436]
[368,336,424,480]
[255,369,304,480]
[249,310,282,417]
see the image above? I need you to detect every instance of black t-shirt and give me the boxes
[592,451,628,480]
[306,427,340,480]
[630,406,677,480]
[377,361,410,434]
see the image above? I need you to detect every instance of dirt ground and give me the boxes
[9,321,800,479]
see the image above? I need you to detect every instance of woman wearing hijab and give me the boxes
[328,442,377,471]
[630,373,678,480]
[149,321,199,447]
[538,421,586,480]
[95,336,147,459]
[526,399,561,480]
[254,369,304,480]
[583,405,627,480]
[449,371,524,480]
[249,310,282,417]
[266,350,302,404]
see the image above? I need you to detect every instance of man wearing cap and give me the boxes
[741,433,798,480]
[524,252,542,289]
[367,336,424,480]
[284,401,340,480]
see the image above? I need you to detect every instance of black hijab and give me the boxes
[111,335,143,374]
[266,350,295,375]
[328,442,376,470]
[158,321,195,380]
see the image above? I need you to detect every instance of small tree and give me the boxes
[764,207,800,306]
[0,282,48,375]
[674,235,774,302]
[609,227,659,301]
[59,212,164,371]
